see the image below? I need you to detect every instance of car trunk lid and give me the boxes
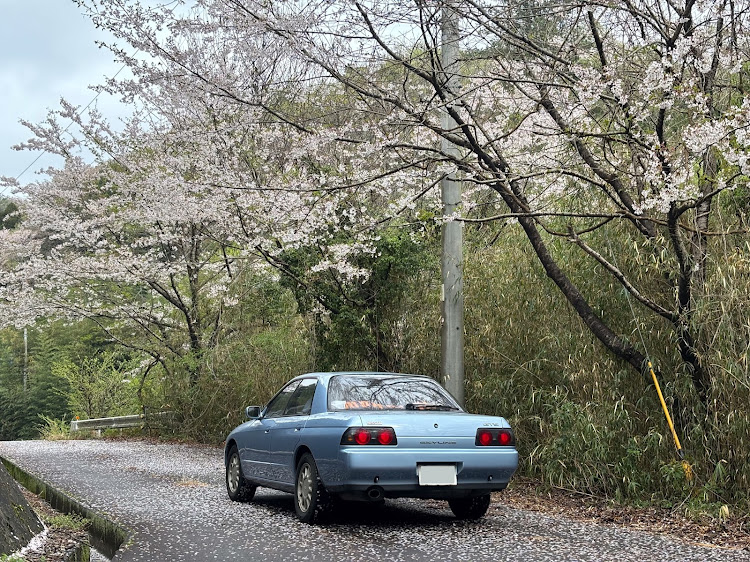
[353,411,510,449]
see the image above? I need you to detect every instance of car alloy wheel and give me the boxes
[225,445,256,502]
[227,453,241,495]
[295,453,320,523]
[297,464,313,511]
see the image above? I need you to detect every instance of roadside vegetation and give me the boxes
[1,0,749,525]
[3,218,749,520]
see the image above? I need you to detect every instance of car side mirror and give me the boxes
[245,406,261,419]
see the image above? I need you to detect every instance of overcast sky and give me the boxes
[0,0,126,195]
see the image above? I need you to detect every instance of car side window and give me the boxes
[264,381,300,418]
[284,379,317,417]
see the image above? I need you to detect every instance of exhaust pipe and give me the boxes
[366,486,384,501]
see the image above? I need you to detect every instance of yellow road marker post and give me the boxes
[648,361,693,481]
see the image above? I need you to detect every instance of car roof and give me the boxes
[295,372,433,383]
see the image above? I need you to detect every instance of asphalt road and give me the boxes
[0,440,746,562]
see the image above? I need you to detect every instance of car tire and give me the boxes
[295,452,325,523]
[226,445,256,502]
[448,493,491,520]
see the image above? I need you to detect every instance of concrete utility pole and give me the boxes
[440,2,464,406]
[23,327,28,392]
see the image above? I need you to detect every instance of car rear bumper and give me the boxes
[323,447,518,499]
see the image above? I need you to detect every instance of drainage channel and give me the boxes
[1,457,128,561]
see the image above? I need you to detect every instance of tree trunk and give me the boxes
[490,181,648,375]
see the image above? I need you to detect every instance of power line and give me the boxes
[1,56,135,199]
[3,1,188,198]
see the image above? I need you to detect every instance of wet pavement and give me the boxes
[0,439,747,562]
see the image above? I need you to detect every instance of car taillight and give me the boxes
[477,430,493,446]
[341,427,398,446]
[355,429,370,445]
[475,428,515,446]
[377,429,394,445]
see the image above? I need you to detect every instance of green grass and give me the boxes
[43,512,90,531]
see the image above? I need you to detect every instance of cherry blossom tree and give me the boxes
[79,0,744,406]
[5,0,750,411]
[0,15,437,385]
[1,125,244,383]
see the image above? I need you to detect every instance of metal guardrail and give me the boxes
[70,413,172,435]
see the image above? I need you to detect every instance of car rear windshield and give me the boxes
[327,375,460,411]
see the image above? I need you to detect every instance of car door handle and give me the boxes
[294,427,301,432]
[264,429,270,434]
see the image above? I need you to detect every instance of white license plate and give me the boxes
[417,464,457,486]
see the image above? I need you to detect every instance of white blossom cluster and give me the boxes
[1,0,748,359]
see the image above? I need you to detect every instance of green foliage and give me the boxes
[281,226,440,372]
[717,180,750,227]
[2,198,749,516]
[460,221,750,510]
[177,324,311,442]
[164,271,313,441]
[0,199,21,230]
[0,329,32,439]
[26,330,72,425]
[53,352,140,419]
[36,415,73,441]
[0,320,118,440]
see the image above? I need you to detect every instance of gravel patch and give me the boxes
[499,478,750,552]
[1,439,748,562]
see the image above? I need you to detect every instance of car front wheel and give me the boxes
[226,445,256,502]
[448,493,491,520]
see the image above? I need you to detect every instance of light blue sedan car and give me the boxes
[224,372,518,523]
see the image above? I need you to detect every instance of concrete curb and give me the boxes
[0,455,130,560]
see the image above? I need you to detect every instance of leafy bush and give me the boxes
[53,352,140,419]
[36,415,73,441]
